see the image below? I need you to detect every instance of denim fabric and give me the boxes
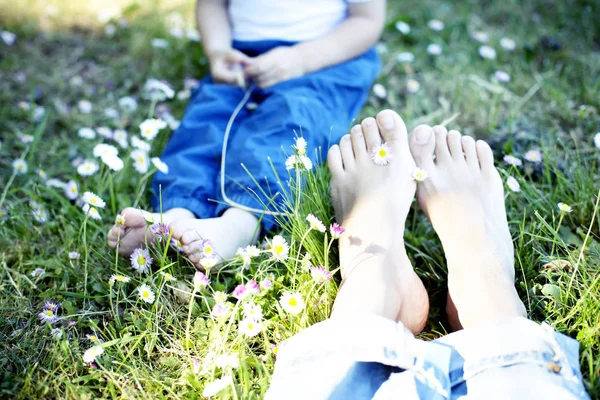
[266,316,591,400]
[151,40,380,231]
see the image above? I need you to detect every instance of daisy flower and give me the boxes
[594,132,600,149]
[32,207,48,223]
[160,271,176,281]
[44,300,60,311]
[395,21,410,34]
[524,150,543,163]
[151,157,169,174]
[20,134,34,143]
[200,255,220,270]
[38,309,58,324]
[330,223,345,239]
[242,302,263,321]
[193,271,210,290]
[472,31,489,43]
[306,214,326,233]
[295,137,307,155]
[372,83,387,99]
[500,37,516,51]
[238,317,263,337]
[200,239,214,257]
[112,129,128,148]
[82,346,104,363]
[427,19,444,31]
[246,280,260,295]
[232,284,250,301]
[77,100,92,114]
[139,118,167,141]
[371,143,393,166]
[50,328,63,339]
[82,192,106,209]
[245,245,260,258]
[118,96,138,112]
[279,292,305,315]
[406,79,420,94]
[131,136,151,152]
[77,127,96,139]
[557,203,573,213]
[215,354,240,370]
[102,155,124,171]
[96,127,113,139]
[86,333,101,342]
[31,268,45,277]
[478,45,497,60]
[310,266,332,283]
[202,375,232,398]
[131,149,150,173]
[115,214,126,225]
[494,71,511,83]
[170,238,184,253]
[109,274,131,285]
[130,248,153,273]
[506,176,520,192]
[285,155,313,171]
[137,284,156,304]
[36,168,47,180]
[82,204,101,220]
[396,52,415,64]
[412,167,428,182]
[260,278,272,290]
[93,143,118,159]
[1,30,16,45]
[104,108,119,119]
[68,251,81,260]
[77,160,99,177]
[503,155,523,166]
[427,43,442,55]
[213,291,228,303]
[211,302,232,318]
[269,235,289,261]
[143,78,175,101]
[12,158,28,175]
[150,222,170,242]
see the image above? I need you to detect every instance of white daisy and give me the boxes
[479,45,497,60]
[151,157,169,174]
[77,100,92,114]
[306,214,326,232]
[269,235,289,261]
[96,127,113,139]
[115,214,126,225]
[427,43,442,56]
[371,143,393,166]
[503,155,523,166]
[82,204,102,220]
[118,96,138,112]
[139,118,167,141]
[242,302,263,321]
[77,127,96,139]
[396,52,415,64]
[104,108,119,119]
[557,203,573,213]
[411,167,429,182]
[82,192,106,209]
[31,268,45,277]
[1,30,16,45]
[112,129,129,148]
[143,79,175,101]
[495,71,511,83]
[594,132,600,149]
[20,134,34,143]
[395,21,410,34]
[131,135,151,152]
[238,317,263,337]
[200,255,220,270]
[427,19,444,31]
[12,158,28,175]
[77,160,99,177]
[500,37,516,51]
[506,176,520,192]
[130,248,153,273]
[108,274,131,285]
[295,137,307,155]
[38,309,58,324]
[472,31,489,43]
[202,375,232,398]
[406,79,421,94]
[524,150,543,163]
[131,149,150,173]
[372,83,387,99]
[83,346,104,363]
[279,292,305,315]
[137,284,156,304]
[102,155,124,171]
[68,251,81,260]
[193,271,210,290]
[64,180,79,200]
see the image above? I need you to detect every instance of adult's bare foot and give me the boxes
[107,207,193,256]
[409,125,526,329]
[327,110,429,334]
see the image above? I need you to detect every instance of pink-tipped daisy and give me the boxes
[130,248,153,273]
[310,266,333,284]
[371,143,393,166]
[329,223,345,239]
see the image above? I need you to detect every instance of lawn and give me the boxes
[0,0,599,398]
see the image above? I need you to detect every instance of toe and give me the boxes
[360,117,381,151]
[433,125,451,163]
[476,140,495,172]
[181,230,202,245]
[350,125,368,158]
[376,110,408,145]
[121,207,149,228]
[327,145,345,176]
[339,134,355,170]
[409,125,435,170]
[447,130,464,160]
[461,136,478,168]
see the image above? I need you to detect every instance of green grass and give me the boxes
[0,0,599,398]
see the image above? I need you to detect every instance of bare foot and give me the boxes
[169,208,259,270]
[327,110,429,334]
[409,125,526,329]
[107,207,193,256]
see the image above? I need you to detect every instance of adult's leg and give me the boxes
[409,126,590,399]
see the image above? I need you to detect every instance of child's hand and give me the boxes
[208,49,251,86]
[245,46,304,89]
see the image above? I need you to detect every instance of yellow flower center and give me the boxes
[45,310,54,316]
[71,187,77,193]
[274,245,283,254]
[138,156,145,163]
[117,275,125,280]
[288,298,297,307]
[142,291,149,298]
[205,246,212,254]
[138,256,146,265]
[247,323,254,330]
[378,149,387,157]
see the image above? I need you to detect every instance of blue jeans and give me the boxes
[266,316,590,399]
[151,40,380,231]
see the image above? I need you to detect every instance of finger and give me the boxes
[227,49,251,63]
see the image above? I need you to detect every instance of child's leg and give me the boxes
[410,127,589,398]
[107,82,247,256]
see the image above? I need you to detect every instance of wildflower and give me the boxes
[306,214,326,233]
[215,354,240,369]
[295,137,307,155]
[406,79,420,94]
[371,142,393,166]
[238,317,263,337]
[139,118,167,141]
[77,160,99,177]
[96,127,113,139]
[396,52,415,64]
[246,280,260,295]
[36,168,47,180]
[503,155,523,166]
[427,43,442,55]
[310,266,333,283]
[46,178,66,189]
[500,37,516,51]
[170,237,184,253]
[472,31,489,43]
[214,291,228,303]
[77,127,96,140]
[151,38,169,48]
[202,375,232,398]
[232,284,250,301]
[93,143,118,159]
[131,149,150,173]
[260,278,273,290]
[495,71,511,83]
[32,207,48,223]
[118,96,138,112]
[82,204,101,220]
[557,203,573,213]
[211,302,232,318]
[330,223,345,239]
[141,211,155,223]
[372,83,387,99]
[31,268,45,277]
[20,134,34,143]
[137,284,156,304]
[279,292,305,315]
[151,157,169,174]
[269,235,289,261]
[109,274,130,285]
[32,106,45,122]
[478,45,497,60]
[104,108,119,119]
[200,255,220,270]
[115,214,126,225]
[12,158,28,174]
[68,252,81,260]
[1,30,16,45]
[285,154,313,171]
[193,271,211,290]
[150,222,170,242]
[594,132,600,149]
[130,248,153,273]
[112,129,128,148]
[245,245,260,258]
[524,150,543,163]
[38,309,58,324]
[86,333,101,342]
[103,155,124,171]
[50,328,63,339]
[301,252,312,270]
[44,301,60,311]
[77,100,92,114]
[83,346,104,363]
[506,176,521,192]
[395,21,410,34]
[427,19,444,31]
[192,359,201,374]
[82,192,106,209]
[412,167,428,182]
[271,344,280,356]
[242,302,263,321]
[143,78,175,101]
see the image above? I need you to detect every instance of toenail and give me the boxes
[379,114,395,130]
[364,118,375,126]
[351,125,362,134]
[416,128,432,144]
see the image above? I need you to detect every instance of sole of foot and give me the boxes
[409,124,526,329]
[327,110,429,335]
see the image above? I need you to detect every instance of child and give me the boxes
[107,0,386,269]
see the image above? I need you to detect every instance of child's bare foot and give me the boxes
[409,125,526,329]
[107,207,193,256]
[327,110,429,334]
[169,208,259,270]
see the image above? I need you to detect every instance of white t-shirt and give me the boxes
[228,0,372,42]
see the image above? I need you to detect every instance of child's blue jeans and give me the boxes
[266,316,590,399]
[152,40,380,230]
